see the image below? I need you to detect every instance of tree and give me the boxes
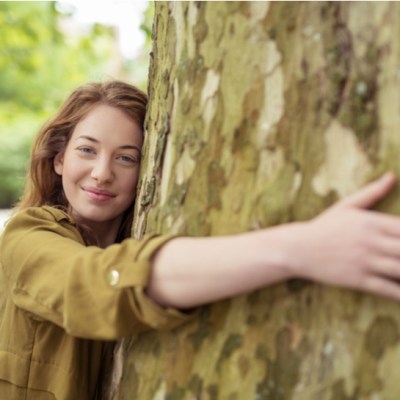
[113,2,400,399]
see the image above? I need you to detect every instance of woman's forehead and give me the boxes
[71,104,143,147]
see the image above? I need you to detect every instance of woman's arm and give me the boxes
[2,208,192,339]
[148,173,400,308]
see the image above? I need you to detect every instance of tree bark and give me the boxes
[114,2,400,399]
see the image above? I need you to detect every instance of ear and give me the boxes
[54,152,64,176]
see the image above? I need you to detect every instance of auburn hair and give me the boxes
[17,80,147,243]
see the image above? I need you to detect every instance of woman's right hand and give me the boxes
[290,172,400,300]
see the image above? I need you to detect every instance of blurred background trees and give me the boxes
[0,1,152,208]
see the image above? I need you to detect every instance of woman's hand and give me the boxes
[292,172,400,300]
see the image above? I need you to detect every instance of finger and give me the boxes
[368,255,400,279]
[338,173,397,209]
[366,212,400,237]
[362,275,400,302]
[360,210,400,238]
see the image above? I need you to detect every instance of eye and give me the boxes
[117,155,139,164]
[76,146,95,155]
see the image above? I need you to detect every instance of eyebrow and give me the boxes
[76,135,142,154]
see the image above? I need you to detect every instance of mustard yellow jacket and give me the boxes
[0,206,192,399]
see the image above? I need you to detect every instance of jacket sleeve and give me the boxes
[1,207,195,340]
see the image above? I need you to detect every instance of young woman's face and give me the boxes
[54,104,143,230]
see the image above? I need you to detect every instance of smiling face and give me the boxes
[54,104,143,240]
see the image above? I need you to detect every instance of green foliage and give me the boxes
[0,113,40,207]
[140,1,155,46]
[123,1,154,91]
[0,1,146,208]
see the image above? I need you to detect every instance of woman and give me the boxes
[2,80,400,399]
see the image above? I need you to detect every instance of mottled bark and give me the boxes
[114,2,400,399]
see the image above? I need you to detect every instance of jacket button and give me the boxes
[108,270,120,286]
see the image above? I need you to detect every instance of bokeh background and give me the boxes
[0,1,152,211]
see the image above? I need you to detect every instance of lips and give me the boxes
[82,186,116,202]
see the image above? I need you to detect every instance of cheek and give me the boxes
[62,157,87,183]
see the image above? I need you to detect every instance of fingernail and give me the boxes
[382,172,395,182]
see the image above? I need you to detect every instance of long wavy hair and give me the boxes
[17,80,147,243]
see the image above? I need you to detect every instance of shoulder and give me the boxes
[19,205,71,221]
[10,205,71,224]
[3,206,81,242]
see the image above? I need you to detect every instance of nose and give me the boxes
[91,156,114,183]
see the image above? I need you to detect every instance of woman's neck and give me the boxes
[73,213,123,248]
[93,222,120,248]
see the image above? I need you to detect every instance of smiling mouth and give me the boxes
[83,187,116,202]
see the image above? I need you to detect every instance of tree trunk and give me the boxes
[114,2,400,399]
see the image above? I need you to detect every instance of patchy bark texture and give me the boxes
[114,2,400,399]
